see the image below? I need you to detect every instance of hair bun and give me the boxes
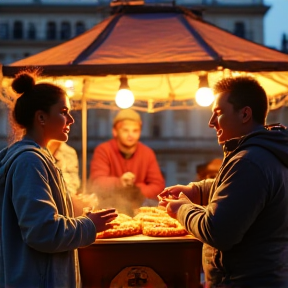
[12,72,36,94]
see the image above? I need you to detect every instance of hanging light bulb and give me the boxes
[195,87,214,107]
[115,75,135,109]
[64,79,75,97]
[195,74,214,107]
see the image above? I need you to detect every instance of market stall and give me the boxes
[1,4,288,287]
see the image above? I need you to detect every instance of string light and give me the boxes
[64,79,75,97]
[195,74,214,107]
[115,75,135,109]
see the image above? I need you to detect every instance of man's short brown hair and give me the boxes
[213,76,268,124]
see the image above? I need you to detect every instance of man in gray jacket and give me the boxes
[159,76,288,288]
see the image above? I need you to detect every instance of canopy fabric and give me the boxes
[3,6,288,75]
[1,5,288,111]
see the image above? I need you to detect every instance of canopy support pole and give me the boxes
[81,79,88,194]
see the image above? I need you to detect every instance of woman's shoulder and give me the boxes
[7,140,48,166]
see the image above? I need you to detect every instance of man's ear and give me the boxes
[242,106,252,123]
[112,127,117,138]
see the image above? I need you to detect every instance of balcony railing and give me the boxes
[0,0,264,5]
[155,0,263,5]
[0,0,99,5]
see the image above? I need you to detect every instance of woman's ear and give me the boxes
[35,110,46,125]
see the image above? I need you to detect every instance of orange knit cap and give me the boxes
[113,109,142,126]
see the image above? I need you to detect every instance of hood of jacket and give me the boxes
[0,139,43,182]
[223,126,288,168]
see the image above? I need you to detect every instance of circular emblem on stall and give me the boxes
[110,265,167,288]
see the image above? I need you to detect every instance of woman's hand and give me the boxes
[85,208,118,233]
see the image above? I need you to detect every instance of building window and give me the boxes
[60,22,71,39]
[177,177,189,184]
[87,109,110,137]
[151,112,162,138]
[234,22,246,39]
[27,23,36,39]
[13,21,23,39]
[174,110,188,137]
[177,161,188,173]
[46,22,57,40]
[281,33,288,53]
[75,22,85,36]
[0,53,5,62]
[0,23,9,39]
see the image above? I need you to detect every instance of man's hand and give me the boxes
[165,193,191,219]
[158,184,189,199]
[120,172,136,188]
[84,208,118,233]
[158,183,201,204]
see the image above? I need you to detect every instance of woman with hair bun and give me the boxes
[0,70,117,288]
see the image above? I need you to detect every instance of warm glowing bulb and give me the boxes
[115,89,135,109]
[195,87,215,107]
[65,79,73,87]
[64,80,74,97]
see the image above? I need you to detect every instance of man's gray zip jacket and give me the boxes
[177,127,288,288]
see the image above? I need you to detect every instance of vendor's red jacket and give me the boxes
[89,139,165,201]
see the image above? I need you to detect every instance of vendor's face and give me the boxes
[113,120,141,148]
[208,92,245,145]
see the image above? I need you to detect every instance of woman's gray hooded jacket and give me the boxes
[177,127,288,288]
[0,139,96,288]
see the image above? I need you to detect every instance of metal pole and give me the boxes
[81,79,88,194]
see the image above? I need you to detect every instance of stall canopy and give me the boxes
[2,4,288,112]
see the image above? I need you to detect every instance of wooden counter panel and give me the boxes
[79,235,203,288]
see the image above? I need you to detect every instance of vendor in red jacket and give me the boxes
[89,109,165,216]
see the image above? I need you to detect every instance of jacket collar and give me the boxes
[222,123,287,157]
